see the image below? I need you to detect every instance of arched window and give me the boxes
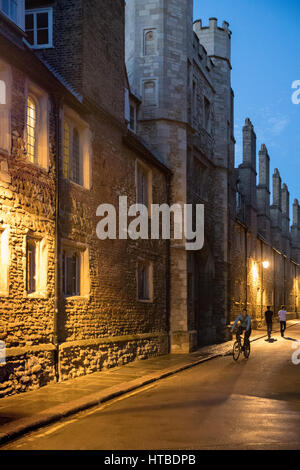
[26,95,37,163]
[0,80,5,105]
[72,127,80,184]
[144,30,156,56]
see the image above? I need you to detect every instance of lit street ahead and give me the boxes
[2,324,300,451]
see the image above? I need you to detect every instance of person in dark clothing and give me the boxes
[265,306,273,340]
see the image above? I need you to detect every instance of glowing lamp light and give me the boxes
[262,261,270,269]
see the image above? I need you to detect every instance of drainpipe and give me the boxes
[53,96,62,381]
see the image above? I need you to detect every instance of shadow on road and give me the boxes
[283,337,298,342]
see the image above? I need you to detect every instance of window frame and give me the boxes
[136,160,152,213]
[62,249,81,298]
[129,103,137,133]
[26,94,38,164]
[0,0,24,30]
[61,240,90,299]
[62,107,92,190]
[0,60,12,153]
[24,233,48,298]
[25,7,53,49]
[25,82,49,169]
[137,260,153,303]
[0,226,10,297]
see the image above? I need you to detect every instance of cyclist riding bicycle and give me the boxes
[231,308,252,349]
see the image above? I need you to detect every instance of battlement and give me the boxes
[192,31,214,75]
[193,17,231,64]
[194,18,231,36]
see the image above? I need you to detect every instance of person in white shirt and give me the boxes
[278,305,287,337]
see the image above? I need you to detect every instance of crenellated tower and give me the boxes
[238,118,257,232]
[270,169,283,251]
[291,199,300,263]
[126,3,234,350]
[281,183,291,256]
[257,144,271,241]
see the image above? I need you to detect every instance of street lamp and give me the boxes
[262,261,270,269]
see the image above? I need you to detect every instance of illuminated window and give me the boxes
[26,238,36,294]
[25,8,53,48]
[0,61,11,152]
[137,260,153,301]
[25,83,49,168]
[0,80,5,105]
[0,228,9,296]
[26,95,37,163]
[25,235,48,297]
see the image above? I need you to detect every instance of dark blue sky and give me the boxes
[194,0,300,210]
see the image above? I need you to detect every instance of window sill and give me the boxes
[24,292,48,299]
[64,295,90,301]
[24,158,49,173]
[0,290,9,297]
[137,298,153,304]
[63,177,90,192]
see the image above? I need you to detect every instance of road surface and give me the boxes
[2,324,300,450]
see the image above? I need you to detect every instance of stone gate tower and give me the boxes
[126,0,234,352]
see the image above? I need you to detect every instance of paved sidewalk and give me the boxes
[0,320,298,446]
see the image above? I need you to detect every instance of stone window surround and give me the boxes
[23,231,48,299]
[62,106,92,190]
[143,28,157,57]
[25,80,49,170]
[0,225,10,297]
[60,238,90,300]
[0,60,12,154]
[141,78,158,107]
[136,258,153,303]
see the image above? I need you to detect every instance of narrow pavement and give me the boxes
[2,323,300,450]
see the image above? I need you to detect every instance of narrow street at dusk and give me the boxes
[2,323,300,451]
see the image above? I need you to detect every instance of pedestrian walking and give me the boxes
[265,306,273,340]
[278,305,287,337]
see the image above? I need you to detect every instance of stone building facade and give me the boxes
[126,0,300,349]
[0,0,170,397]
[126,1,236,350]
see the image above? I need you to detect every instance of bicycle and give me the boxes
[232,329,251,361]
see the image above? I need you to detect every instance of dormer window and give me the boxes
[25,8,53,48]
[0,0,24,29]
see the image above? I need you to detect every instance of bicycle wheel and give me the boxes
[233,341,241,361]
[244,340,251,359]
